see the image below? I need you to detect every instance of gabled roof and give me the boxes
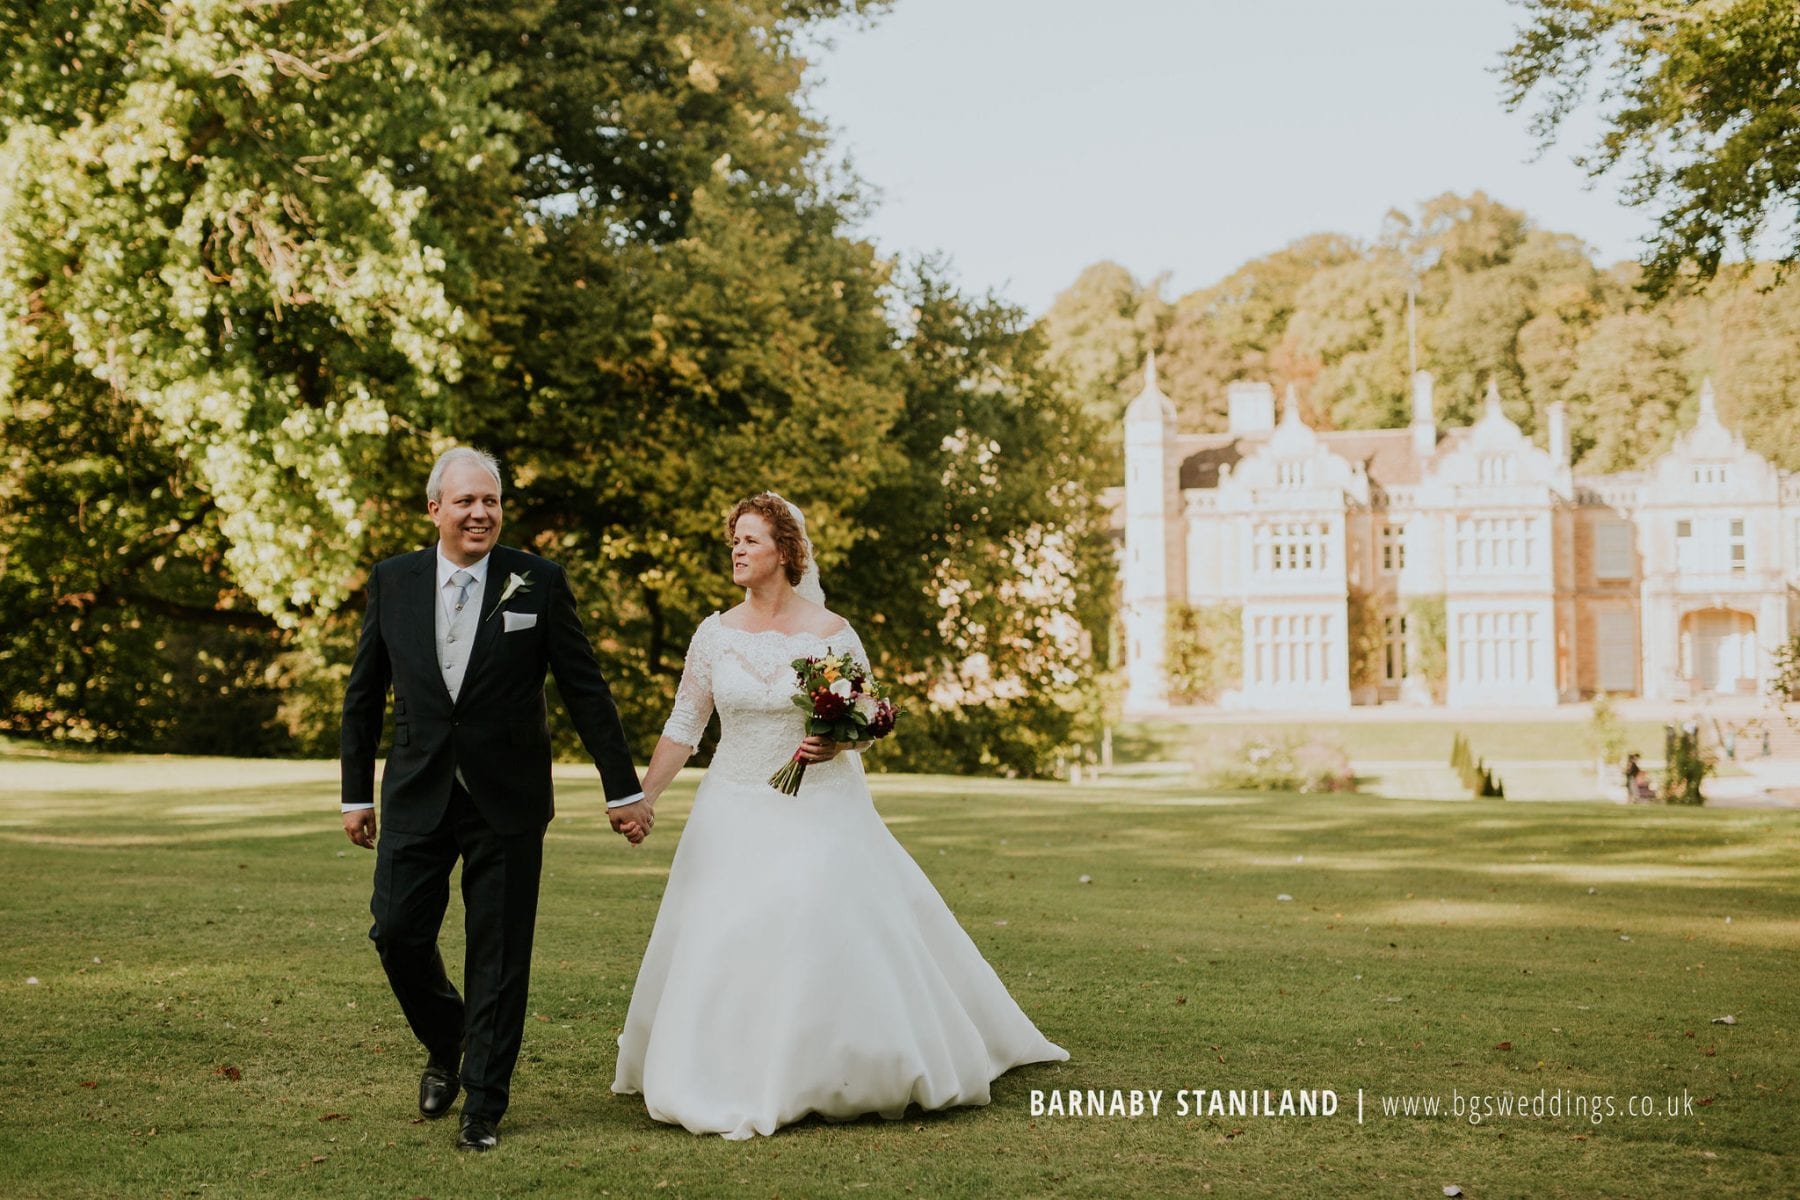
[1176,427,1469,490]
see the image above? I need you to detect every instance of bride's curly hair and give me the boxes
[727,493,808,587]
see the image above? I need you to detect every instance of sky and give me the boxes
[806,0,1654,316]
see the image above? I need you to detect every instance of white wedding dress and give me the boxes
[612,613,1068,1139]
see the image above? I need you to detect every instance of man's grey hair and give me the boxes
[427,446,504,503]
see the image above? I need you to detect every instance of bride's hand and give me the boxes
[797,735,843,763]
[610,797,655,845]
[620,812,653,845]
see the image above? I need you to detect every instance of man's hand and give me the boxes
[343,808,377,849]
[608,798,655,846]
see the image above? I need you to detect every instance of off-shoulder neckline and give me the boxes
[710,611,852,640]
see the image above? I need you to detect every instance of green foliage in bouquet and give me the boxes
[768,651,898,795]
[788,652,898,745]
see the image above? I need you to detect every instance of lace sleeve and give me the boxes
[661,615,717,751]
[833,620,871,674]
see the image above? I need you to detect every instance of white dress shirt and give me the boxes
[436,546,492,621]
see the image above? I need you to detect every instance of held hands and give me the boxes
[608,735,873,846]
[342,808,377,849]
[342,799,655,850]
[609,797,656,847]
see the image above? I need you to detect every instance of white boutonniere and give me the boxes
[485,571,533,621]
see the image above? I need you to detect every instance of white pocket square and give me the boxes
[502,611,538,633]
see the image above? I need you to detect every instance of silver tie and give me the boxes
[447,570,474,642]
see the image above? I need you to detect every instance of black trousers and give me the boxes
[369,783,545,1122]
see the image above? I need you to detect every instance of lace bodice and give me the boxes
[663,613,871,788]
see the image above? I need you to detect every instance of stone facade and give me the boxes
[1115,358,1800,712]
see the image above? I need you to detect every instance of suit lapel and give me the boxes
[406,550,452,704]
[458,546,511,708]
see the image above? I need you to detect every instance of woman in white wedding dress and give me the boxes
[610,492,1067,1140]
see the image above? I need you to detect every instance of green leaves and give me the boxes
[0,2,517,743]
[842,275,1116,778]
[1,1,1112,772]
[1044,190,1800,478]
[0,1,517,628]
[1502,0,1800,297]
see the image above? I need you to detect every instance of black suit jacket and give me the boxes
[340,545,642,836]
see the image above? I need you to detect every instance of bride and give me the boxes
[610,492,1067,1139]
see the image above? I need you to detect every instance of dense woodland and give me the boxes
[2,1,1794,766]
[1040,191,1800,472]
[0,1,1112,771]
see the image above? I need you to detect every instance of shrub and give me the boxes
[1408,597,1448,702]
[1345,588,1385,691]
[1166,604,1243,703]
[1768,635,1800,705]
[1586,692,1627,768]
[1450,730,1504,798]
[1660,723,1712,805]
[1208,731,1355,793]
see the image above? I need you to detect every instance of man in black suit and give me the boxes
[340,446,651,1151]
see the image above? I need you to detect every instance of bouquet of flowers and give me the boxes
[768,650,899,795]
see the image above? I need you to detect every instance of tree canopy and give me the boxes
[1040,192,1800,473]
[0,0,1111,777]
[1501,0,1800,297]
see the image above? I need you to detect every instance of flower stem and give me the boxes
[767,750,808,795]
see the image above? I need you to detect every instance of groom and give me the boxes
[340,446,652,1151]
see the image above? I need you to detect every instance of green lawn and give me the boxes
[2,754,1796,1198]
[1115,716,1674,765]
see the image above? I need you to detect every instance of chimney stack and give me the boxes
[1548,401,1569,467]
[1227,382,1276,435]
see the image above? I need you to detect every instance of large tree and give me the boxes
[1563,309,1692,471]
[426,0,907,750]
[2,0,1115,778]
[1502,0,1800,297]
[1036,261,1165,431]
[0,0,517,744]
[1671,264,1800,470]
[1158,232,1359,428]
[847,273,1115,777]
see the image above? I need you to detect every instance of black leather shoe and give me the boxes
[419,1063,460,1120]
[456,1114,499,1152]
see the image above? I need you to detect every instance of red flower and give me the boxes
[812,687,849,721]
[868,699,897,737]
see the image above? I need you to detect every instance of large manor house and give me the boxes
[1114,357,1800,712]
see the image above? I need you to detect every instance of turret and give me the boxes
[1122,353,1185,710]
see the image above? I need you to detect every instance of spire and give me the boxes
[1484,378,1503,416]
[1699,377,1718,424]
[1281,383,1301,425]
[1411,370,1436,457]
[1125,349,1175,427]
